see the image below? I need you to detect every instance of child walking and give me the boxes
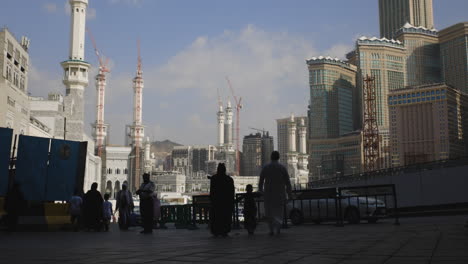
[103,193,113,232]
[243,184,261,235]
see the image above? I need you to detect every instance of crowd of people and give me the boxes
[3,151,293,237]
[68,173,161,234]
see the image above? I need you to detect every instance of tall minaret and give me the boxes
[60,0,90,141]
[286,113,298,179]
[91,66,109,156]
[217,104,225,147]
[298,118,306,154]
[224,100,233,151]
[298,118,309,174]
[288,114,297,153]
[130,41,145,190]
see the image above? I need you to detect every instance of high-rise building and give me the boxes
[240,132,273,176]
[0,28,30,136]
[354,36,407,169]
[388,83,468,166]
[261,132,274,167]
[395,23,441,86]
[191,145,216,174]
[307,56,358,139]
[439,22,468,94]
[276,116,308,164]
[241,133,263,176]
[379,0,434,39]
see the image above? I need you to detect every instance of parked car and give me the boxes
[286,190,387,225]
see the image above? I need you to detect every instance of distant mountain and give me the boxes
[150,140,182,159]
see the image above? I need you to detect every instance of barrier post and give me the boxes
[392,185,400,226]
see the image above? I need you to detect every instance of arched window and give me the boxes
[116,169,120,175]
[108,168,113,174]
[124,168,128,174]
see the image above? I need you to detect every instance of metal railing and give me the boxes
[158,184,399,230]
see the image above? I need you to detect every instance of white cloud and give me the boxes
[87,8,97,20]
[32,25,353,147]
[43,3,57,13]
[28,65,62,97]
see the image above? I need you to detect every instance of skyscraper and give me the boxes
[241,132,274,176]
[388,83,468,166]
[395,23,441,86]
[307,57,358,139]
[439,22,468,94]
[379,0,434,39]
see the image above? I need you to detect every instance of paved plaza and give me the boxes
[0,215,467,264]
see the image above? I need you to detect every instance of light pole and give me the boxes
[351,166,356,175]
[316,165,322,181]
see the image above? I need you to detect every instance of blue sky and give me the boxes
[1,0,467,146]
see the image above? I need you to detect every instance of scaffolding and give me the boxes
[363,75,380,172]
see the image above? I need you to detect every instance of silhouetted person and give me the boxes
[136,173,155,234]
[4,183,25,231]
[116,183,134,230]
[69,191,83,232]
[83,182,104,231]
[103,193,113,232]
[241,184,261,235]
[259,151,292,235]
[209,163,235,237]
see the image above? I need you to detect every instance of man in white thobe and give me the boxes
[259,151,292,235]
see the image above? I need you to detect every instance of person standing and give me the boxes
[258,151,292,236]
[241,184,261,235]
[136,173,155,234]
[69,191,83,232]
[102,193,113,232]
[209,163,235,237]
[83,182,104,231]
[115,183,134,230]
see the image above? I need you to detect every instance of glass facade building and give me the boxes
[307,57,357,139]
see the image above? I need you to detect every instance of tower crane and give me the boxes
[249,127,268,135]
[87,28,110,157]
[226,77,242,176]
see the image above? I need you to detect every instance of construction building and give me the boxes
[379,0,434,39]
[241,133,263,176]
[388,83,468,166]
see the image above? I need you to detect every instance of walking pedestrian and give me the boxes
[103,193,113,232]
[83,182,104,231]
[209,163,235,237]
[136,173,155,234]
[69,191,83,232]
[116,183,134,230]
[258,151,292,236]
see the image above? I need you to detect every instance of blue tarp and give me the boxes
[0,127,13,196]
[15,135,50,201]
[46,139,81,201]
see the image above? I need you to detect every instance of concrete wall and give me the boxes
[330,165,468,208]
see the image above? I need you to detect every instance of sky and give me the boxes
[1,0,467,147]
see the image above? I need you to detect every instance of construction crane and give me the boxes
[87,28,110,157]
[249,127,268,136]
[226,77,242,176]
